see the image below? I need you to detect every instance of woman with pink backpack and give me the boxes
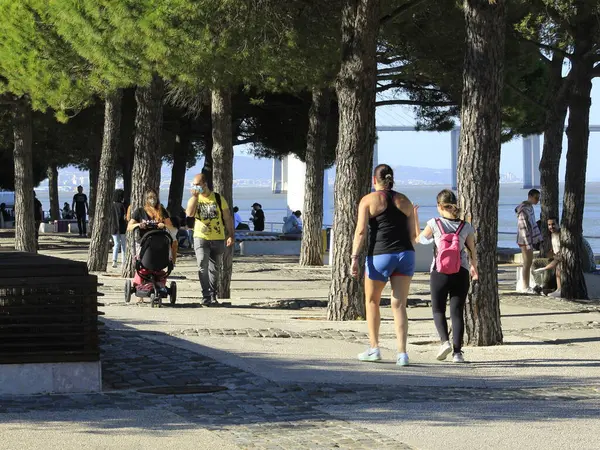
[414,189,478,363]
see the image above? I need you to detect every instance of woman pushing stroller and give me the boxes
[127,189,174,238]
[126,189,177,304]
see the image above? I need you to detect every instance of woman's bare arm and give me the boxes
[351,197,370,257]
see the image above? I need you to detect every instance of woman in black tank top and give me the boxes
[368,190,415,256]
[350,164,418,367]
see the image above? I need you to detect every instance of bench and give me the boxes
[240,239,302,256]
[584,272,600,299]
[39,222,57,233]
[0,250,102,394]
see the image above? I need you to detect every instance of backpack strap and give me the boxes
[455,220,465,235]
[214,192,223,218]
[435,218,445,234]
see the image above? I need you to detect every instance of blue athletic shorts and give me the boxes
[366,251,416,281]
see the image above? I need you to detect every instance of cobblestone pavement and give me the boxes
[4,329,600,449]
[166,317,600,342]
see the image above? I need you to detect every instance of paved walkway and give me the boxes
[1,232,600,449]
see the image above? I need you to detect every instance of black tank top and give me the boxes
[368,190,414,256]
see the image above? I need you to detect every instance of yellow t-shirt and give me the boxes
[193,192,229,240]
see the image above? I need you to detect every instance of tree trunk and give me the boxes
[122,76,165,278]
[327,0,379,321]
[13,98,36,253]
[539,55,568,256]
[458,0,506,346]
[47,163,60,221]
[120,88,136,206]
[211,87,234,299]
[202,107,214,191]
[167,130,190,215]
[88,90,123,272]
[300,87,332,266]
[560,43,594,300]
[87,149,101,235]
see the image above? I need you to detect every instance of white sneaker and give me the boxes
[548,289,562,298]
[396,353,409,366]
[520,287,536,294]
[112,261,117,268]
[453,352,465,363]
[358,347,382,362]
[436,341,453,361]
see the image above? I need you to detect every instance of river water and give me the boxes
[33,182,600,253]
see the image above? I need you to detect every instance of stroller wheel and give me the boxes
[124,280,132,303]
[150,292,161,308]
[170,282,177,305]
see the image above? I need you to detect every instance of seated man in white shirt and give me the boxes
[233,206,249,230]
[534,217,596,297]
[282,210,302,235]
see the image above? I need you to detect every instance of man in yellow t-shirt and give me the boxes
[186,173,234,306]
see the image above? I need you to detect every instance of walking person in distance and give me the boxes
[72,185,89,237]
[351,164,417,367]
[414,189,478,363]
[110,189,127,268]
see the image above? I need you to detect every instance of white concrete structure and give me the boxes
[286,156,306,215]
[522,134,541,189]
[0,361,101,395]
[271,158,287,194]
[451,128,460,190]
[272,155,332,227]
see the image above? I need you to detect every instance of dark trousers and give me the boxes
[430,268,470,353]
[35,220,41,249]
[76,213,86,235]
[194,238,225,300]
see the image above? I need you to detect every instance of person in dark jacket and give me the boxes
[250,203,265,231]
[111,189,127,268]
[34,191,43,250]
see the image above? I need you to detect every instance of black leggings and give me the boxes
[430,268,470,353]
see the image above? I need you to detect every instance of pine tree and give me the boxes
[0,0,94,252]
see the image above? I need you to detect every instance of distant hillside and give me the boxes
[391,165,451,185]
[47,156,546,190]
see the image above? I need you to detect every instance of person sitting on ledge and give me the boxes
[283,210,302,235]
[532,217,596,298]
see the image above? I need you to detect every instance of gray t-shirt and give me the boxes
[427,217,475,272]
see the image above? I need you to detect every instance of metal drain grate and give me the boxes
[137,385,228,395]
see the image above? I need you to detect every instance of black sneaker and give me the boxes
[209,295,220,307]
[201,297,212,307]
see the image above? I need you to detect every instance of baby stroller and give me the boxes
[124,222,177,308]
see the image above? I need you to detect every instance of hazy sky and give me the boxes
[236,79,600,180]
[374,78,600,179]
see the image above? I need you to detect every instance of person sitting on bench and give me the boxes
[533,217,596,297]
[283,210,302,235]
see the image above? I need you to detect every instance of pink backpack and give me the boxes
[435,219,465,274]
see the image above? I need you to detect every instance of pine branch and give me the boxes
[518,35,573,60]
[505,82,546,110]
[234,136,255,146]
[380,0,429,26]
[376,99,455,107]
[530,0,576,35]
[0,93,19,106]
